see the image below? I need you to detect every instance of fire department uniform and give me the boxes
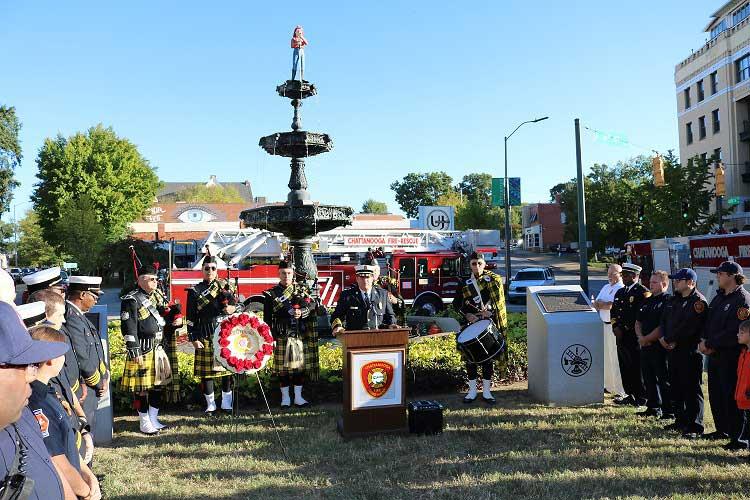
[611,277,650,403]
[661,284,706,435]
[331,285,396,331]
[636,291,671,415]
[703,279,750,444]
[27,381,81,473]
[64,278,107,442]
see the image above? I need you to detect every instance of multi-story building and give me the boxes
[675,1,750,229]
[521,202,564,252]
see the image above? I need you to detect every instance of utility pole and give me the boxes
[575,119,588,296]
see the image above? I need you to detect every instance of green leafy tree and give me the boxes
[390,172,454,218]
[0,106,22,212]
[17,210,63,267]
[101,237,169,287]
[551,152,723,252]
[170,184,244,203]
[361,199,388,214]
[456,173,493,207]
[54,195,107,274]
[33,124,160,244]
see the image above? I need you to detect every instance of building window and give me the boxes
[697,80,705,101]
[686,122,693,144]
[699,116,707,139]
[712,109,720,133]
[684,88,691,109]
[711,19,728,39]
[714,147,723,161]
[737,54,750,82]
[735,3,750,25]
[711,71,719,94]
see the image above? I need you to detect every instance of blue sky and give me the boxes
[1,1,711,219]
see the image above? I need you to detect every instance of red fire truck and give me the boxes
[168,250,473,315]
[625,231,750,301]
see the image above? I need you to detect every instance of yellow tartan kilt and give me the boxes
[193,340,232,379]
[119,349,157,393]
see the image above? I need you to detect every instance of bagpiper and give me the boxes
[186,256,238,415]
[262,260,320,408]
[119,265,180,434]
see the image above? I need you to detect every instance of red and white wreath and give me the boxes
[213,312,274,374]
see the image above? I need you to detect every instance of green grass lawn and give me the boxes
[97,382,750,500]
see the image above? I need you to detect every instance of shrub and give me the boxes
[107,313,528,411]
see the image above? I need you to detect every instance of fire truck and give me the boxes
[625,231,750,301]
[167,228,501,316]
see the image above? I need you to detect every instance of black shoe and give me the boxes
[682,431,703,440]
[722,439,749,451]
[659,413,675,420]
[280,402,291,409]
[633,397,648,407]
[636,408,662,418]
[463,395,477,404]
[482,396,496,405]
[703,431,729,440]
[294,401,310,408]
[663,422,683,432]
[614,395,634,406]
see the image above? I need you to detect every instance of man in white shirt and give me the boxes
[593,264,626,399]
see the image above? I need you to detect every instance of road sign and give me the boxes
[491,178,521,207]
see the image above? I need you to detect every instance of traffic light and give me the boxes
[716,162,726,197]
[681,201,689,219]
[652,155,665,187]
[638,204,645,222]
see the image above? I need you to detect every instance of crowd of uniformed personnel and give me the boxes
[611,260,750,450]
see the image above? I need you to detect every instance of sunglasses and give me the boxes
[203,266,217,271]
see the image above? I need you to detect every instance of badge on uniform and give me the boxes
[644,291,652,298]
[694,302,705,314]
[629,296,634,303]
[33,409,50,438]
[738,307,750,321]
[725,304,731,312]
[121,311,130,320]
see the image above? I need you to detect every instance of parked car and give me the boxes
[9,267,23,283]
[507,267,556,303]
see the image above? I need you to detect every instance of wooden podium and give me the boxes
[337,328,410,439]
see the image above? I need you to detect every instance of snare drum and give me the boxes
[456,319,505,364]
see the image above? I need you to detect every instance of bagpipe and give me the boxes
[128,245,183,324]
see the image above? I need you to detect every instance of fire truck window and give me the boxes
[417,259,428,278]
[441,258,458,276]
[400,259,415,278]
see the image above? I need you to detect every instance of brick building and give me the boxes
[521,202,564,252]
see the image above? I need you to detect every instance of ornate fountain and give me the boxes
[240,32,353,289]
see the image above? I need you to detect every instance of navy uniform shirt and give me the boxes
[27,381,80,471]
[704,285,750,350]
[65,301,107,392]
[636,292,670,350]
[611,282,651,336]
[0,409,64,500]
[331,286,396,331]
[661,288,708,349]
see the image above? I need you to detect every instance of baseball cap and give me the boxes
[668,268,698,282]
[0,302,68,365]
[710,261,743,275]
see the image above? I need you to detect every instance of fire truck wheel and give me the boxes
[413,296,443,316]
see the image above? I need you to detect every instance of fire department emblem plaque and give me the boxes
[561,344,592,378]
[361,361,394,398]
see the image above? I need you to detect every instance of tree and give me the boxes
[54,195,107,274]
[33,124,160,244]
[456,173,493,207]
[101,237,169,287]
[361,199,388,214]
[390,172,454,218]
[0,106,22,212]
[17,210,62,267]
[551,152,723,252]
[170,184,244,203]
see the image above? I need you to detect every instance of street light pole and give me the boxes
[503,116,549,286]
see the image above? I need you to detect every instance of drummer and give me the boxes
[452,251,507,405]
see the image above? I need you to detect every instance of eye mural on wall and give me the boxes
[176,207,218,223]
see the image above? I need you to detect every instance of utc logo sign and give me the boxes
[426,209,451,230]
